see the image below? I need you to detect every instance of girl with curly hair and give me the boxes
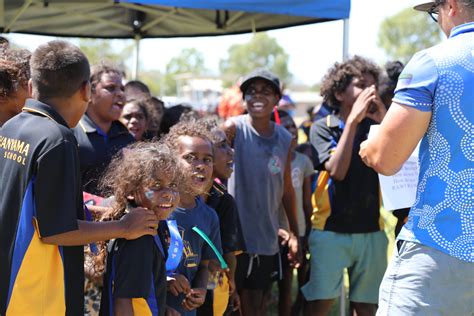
[95,141,181,316]
[0,45,31,126]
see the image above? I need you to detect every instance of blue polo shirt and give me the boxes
[72,114,134,195]
[394,22,474,262]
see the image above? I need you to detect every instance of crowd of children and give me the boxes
[1,23,463,316]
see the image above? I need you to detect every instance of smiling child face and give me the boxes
[176,135,214,196]
[136,170,180,221]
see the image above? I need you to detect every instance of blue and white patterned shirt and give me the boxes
[394,22,474,262]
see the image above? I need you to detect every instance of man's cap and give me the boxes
[414,1,437,12]
[240,68,281,97]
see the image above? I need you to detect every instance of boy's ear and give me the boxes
[81,81,92,103]
[28,79,33,96]
[335,91,344,103]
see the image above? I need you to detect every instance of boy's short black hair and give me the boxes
[90,62,123,92]
[240,68,281,99]
[124,80,150,99]
[30,40,90,99]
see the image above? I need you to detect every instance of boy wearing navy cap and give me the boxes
[223,68,301,316]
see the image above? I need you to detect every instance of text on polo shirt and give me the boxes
[0,136,30,165]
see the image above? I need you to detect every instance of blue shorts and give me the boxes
[377,240,474,316]
[302,229,388,304]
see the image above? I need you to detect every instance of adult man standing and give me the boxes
[360,1,474,314]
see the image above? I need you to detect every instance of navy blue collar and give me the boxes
[22,99,69,128]
[78,113,129,137]
[449,22,474,38]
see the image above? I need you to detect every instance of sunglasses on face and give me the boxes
[428,0,445,22]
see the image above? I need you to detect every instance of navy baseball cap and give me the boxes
[240,68,281,98]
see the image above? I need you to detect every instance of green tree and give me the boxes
[77,38,134,73]
[139,69,163,96]
[162,48,207,95]
[378,8,443,63]
[219,32,291,87]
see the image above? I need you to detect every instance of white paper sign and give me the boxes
[368,125,420,211]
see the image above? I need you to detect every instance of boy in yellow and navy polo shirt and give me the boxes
[0,40,159,316]
[302,56,388,316]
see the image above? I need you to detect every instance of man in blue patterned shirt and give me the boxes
[360,0,473,314]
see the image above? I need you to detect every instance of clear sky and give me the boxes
[5,0,420,86]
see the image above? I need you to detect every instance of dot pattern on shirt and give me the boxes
[406,34,474,262]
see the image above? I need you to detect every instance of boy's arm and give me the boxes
[42,208,158,245]
[282,148,301,267]
[192,260,209,289]
[222,119,237,147]
[182,260,209,311]
[223,252,237,294]
[322,119,358,181]
[302,175,313,238]
[114,298,134,316]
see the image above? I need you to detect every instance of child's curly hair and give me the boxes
[88,141,180,276]
[162,117,214,153]
[320,55,381,109]
[196,116,222,144]
[0,45,31,98]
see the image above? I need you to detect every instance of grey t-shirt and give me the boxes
[228,115,292,255]
[278,151,314,235]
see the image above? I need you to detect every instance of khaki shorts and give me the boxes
[302,229,388,304]
[377,240,474,316]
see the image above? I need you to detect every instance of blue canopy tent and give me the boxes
[1,0,351,74]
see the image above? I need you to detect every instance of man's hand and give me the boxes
[181,288,206,311]
[120,207,159,240]
[167,273,191,296]
[359,140,370,167]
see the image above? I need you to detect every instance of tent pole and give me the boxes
[133,35,141,79]
[342,18,350,61]
[0,0,4,32]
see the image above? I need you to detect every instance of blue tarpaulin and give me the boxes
[120,0,351,20]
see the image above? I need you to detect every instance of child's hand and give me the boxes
[120,207,159,239]
[278,228,290,246]
[165,306,180,316]
[181,288,206,311]
[207,259,221,275]
[228,291,241,312]
[287,233,302,269]
[228,275,236,296]
[167,273,191,296]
